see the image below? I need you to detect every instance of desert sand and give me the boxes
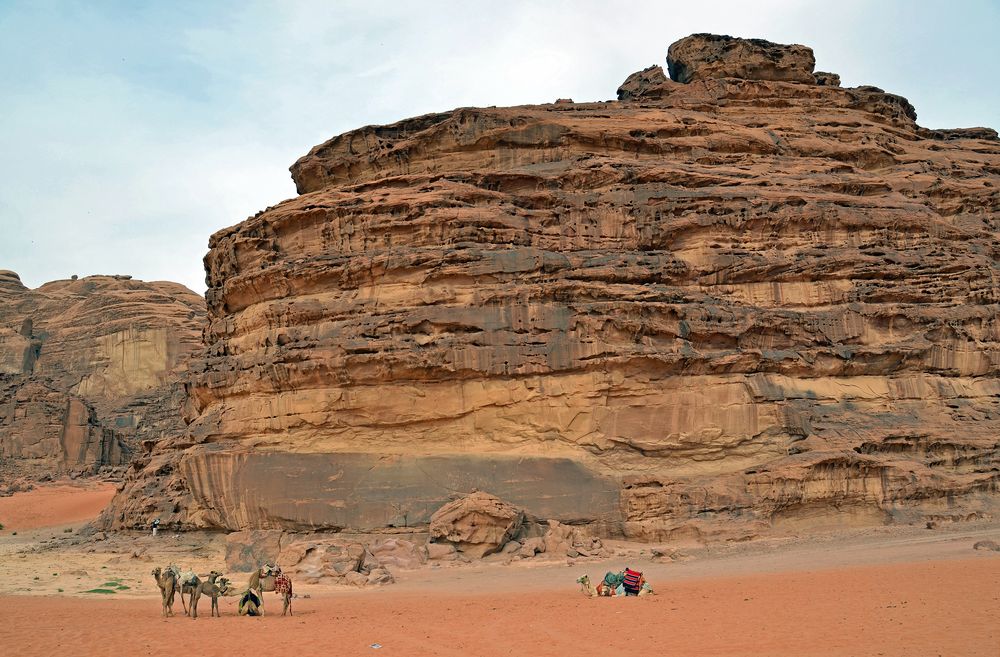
[0,481,116,530]
[1,482,998,657]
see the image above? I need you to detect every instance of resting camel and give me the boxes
[576,574,614,597]
[248,564,293,616]
[151,567,178,616]
[577,574,655,597]
[190,572,233,618]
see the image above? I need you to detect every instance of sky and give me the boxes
[1,0,998,295]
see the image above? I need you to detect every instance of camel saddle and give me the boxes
[623,568,643,595]
[274,573,292,596]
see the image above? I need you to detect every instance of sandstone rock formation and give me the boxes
[617,65,667,101]
[225,529,419,586]
[667,33,816,84]
[0,273,204,480]
[429,492,524,558]
[539,519,608,560]
[104,34,1000,542]
[814,71,841,87]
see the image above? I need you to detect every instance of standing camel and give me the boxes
[167,566,200,616]
[152,567,178,616]
[190,572,232,618]
[248,564,293,616]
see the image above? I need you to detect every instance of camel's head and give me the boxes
[576,575,590,585]
[152,567,161,578]
[260,563,283,577]
[219,577,238,596]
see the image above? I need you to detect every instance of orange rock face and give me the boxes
[105,36,1000,540]
[0,272,204,480]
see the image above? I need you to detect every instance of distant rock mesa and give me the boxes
[0,273,204,480]
[104,34,1000,541]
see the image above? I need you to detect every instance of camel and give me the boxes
[576,574,614,597]
[152,567,178,616]
[577,573,655,597]
[190,572,233,618]
[248,564,293,616]
[238,588,263,616]
[167,566,200,616]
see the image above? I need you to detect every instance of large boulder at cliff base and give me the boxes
[667,33,816,83]
[429,492,525,558]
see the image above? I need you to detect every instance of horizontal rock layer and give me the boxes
[0,274,205,479]
[105,50,1000,539]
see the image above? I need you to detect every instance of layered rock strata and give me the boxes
[106,35,1000,540]
[0,273,205,479]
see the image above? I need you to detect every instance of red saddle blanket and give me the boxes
[274,574,292,596]
[623,568,643,594]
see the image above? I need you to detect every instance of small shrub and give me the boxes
[83,588,117,594]
[63,528,73,533]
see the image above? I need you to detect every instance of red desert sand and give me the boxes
[2,559,998,657]
[0,482,116,529]
[1,484,997,657]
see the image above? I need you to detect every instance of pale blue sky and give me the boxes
[1,0,997,294]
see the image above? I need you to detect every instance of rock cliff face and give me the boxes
[0,272,205,480]
[105,35,1000,540]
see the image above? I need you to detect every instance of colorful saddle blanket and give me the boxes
[274,573,292,596]
[623,568,643,595]
[602,571,624,588]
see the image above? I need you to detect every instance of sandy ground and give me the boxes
[1,482,998,657]
[0,481,116,530]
